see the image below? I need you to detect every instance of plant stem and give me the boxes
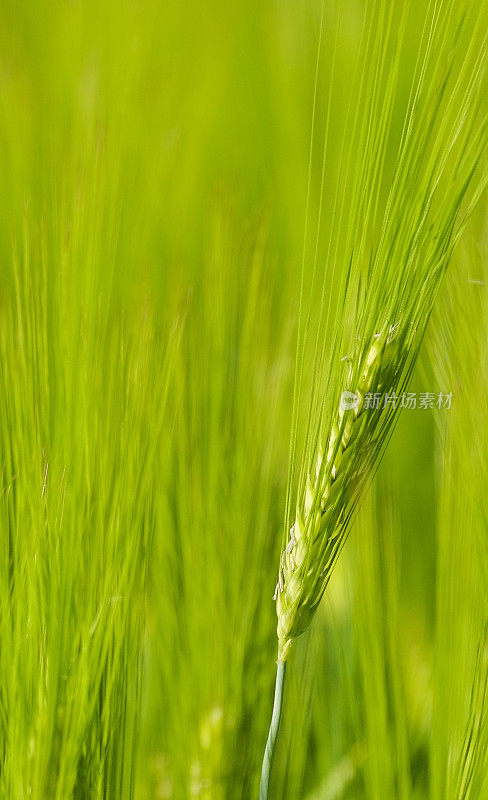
[259,660,287,800]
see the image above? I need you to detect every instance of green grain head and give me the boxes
[276,327,401,661]
[275,0,488,662]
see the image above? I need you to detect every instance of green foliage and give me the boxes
[277,0,488,660]
[0,1,487,799]
[0,219,179,797]
[428,204,488,800]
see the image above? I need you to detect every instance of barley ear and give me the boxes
[276,332,398,662]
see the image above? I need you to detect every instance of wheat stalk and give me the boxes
[258,0,488,795]
[259,325,408,799]
[276,327,400,662]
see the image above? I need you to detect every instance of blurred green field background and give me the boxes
[1,1,487,798]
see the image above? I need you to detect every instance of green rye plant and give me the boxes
[260,0,488,796]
